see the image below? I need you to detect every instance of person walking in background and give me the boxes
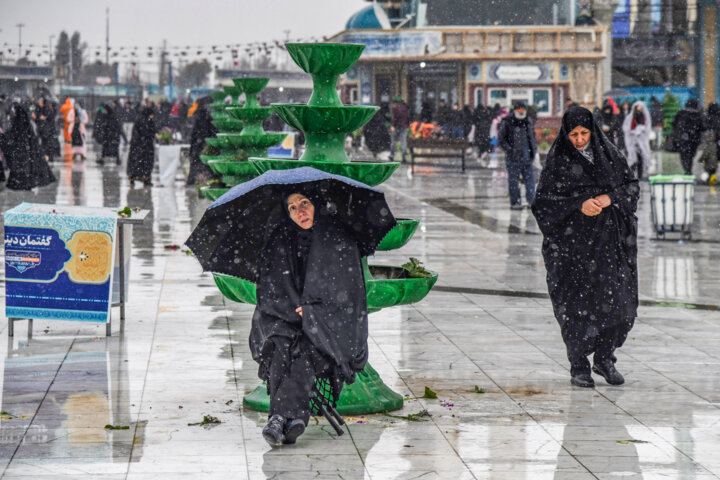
[420,100,433,123]
[498,101,537,210]
[34,97,58,163]
[93,105,107,155]
[594,100,622,148]
[60,97,75,144]
[127,107,157,187]
[622,101,652,179]
[362,104,391,160]
[186,98,217,186]
[472,103,493,161]
[449,103,464,139]
[120,101,135,146]
[437,100,451,137]
[532,106,638,388]
[704,102,720,181]
[672,98,705,175]
[390,96,410,162]
[0,104,56,190]
[69,102,88,161]
[100,104,123,165]
[650,96,664,150]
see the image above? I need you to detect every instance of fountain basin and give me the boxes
[377,219,419,251]
[211,118,245,132]
[286,43,365,76]
[232,77,269,94]
[206,160,257,177]
[201,154,243,165]
[204,138,225,149]
[210,91,227,102]
[200,186,230,201]
[272,104,378,133]
[212,265,437,311]
[226,107,273,124]
[216,133,287,150]
[250,158,399,187]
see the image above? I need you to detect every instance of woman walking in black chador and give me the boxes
[250,191,369,446]
[532,106,639,388]
[127,107,157,187]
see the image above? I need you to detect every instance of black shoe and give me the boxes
[510,203,523,210]
[282,418,306,445]
[262,414,285,447]
[593,360,625,385]
[570,372,595,388]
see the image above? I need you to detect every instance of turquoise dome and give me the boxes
[346,5,382,29]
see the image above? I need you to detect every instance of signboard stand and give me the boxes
[4,205,149,338]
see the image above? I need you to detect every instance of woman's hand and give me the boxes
[581,198,603,216]
[295,306,303,317]
[594,194,611,208]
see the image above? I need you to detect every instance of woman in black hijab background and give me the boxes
[186,99,217,185]
[531,106,639,388]
[127,107,157,187]
[0,104,55,190]
[249,191,369,447]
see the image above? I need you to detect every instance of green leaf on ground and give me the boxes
[423,386,438,399]
[188,415,221,426]
[474,385,486,394]
[104,424,130,430]
[616,439,649,444]
[382,410,432,422]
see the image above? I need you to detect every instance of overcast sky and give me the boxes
[0,0,368,51]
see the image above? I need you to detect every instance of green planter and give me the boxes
[249,158,399,187]
[200,187,230,202]
[377,219,419,251]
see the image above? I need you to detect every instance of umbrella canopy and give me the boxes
[185,167,397,282]
[603,88,632,98]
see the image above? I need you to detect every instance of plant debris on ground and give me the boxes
[382,410,432,422]
[117,206,132,218]
[423,386,438,399]
[474,385,486,394]
[104,424,130,430]
[188,415,221,426]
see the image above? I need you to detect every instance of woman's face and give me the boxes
[287,193,315,230]
[568,125,591,150]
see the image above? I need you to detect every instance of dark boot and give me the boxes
[262,414,285,447]
[282,418,306,445]
[593,360,625,385]
[570,360,594,388]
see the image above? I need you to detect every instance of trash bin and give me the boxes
[649,174,695,240]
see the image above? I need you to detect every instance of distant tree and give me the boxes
[70,31,86,81]
[56,31,70,77]
[254,55,275,71]
[78,61,115,85]
[178,60,212,88]
[15,57,36,67]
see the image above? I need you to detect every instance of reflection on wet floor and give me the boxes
[0,146,719,478]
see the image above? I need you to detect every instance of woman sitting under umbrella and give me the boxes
[250,190,369,446]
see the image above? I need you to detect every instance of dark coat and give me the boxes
[391,102,410,130]
[249,214,369,401]
[498,113,537,163]
[35,103,59,160]
[187,107,217,185]
[472,105,493,152]
[594,102,622,147]
[673,107,705,153]
[363,108,391,154]
[532,108,639,339]
[100,106,123,158]
[0,105,55,189]
[127,108,157,182]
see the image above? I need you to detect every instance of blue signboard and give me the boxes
[4,203,118,323]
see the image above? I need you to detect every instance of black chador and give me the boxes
[0,104,55,190]
[531,106,639,384]
[249,196,369,427]
[127,107,157,185]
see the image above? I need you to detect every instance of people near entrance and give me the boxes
[437,100,451,136]
[420,101,433,123]
[390,96,410,161]
[532,106,639,389]
[498,100,537,210]
[472,103,493,160]
[0,104,56,190]
[69,102,89,161]
[362,105,391,160]
[448,103,464,139]
[671,98,706,175]
[702,102,720,182]
[250,192,368,447]
[127,107,158,187]
[650,96,665,150]
[594,100,622,149]
[622,101,652,179]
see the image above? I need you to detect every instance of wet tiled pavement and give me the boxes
[0,145,719,479]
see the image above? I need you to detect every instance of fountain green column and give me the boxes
[200,79,287,201]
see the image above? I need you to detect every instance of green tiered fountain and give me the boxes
[211,43,437,415]
[200,78,286,201]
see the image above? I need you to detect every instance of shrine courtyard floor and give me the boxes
[0,146,719,479]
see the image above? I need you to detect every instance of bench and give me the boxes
[407,137,471,173]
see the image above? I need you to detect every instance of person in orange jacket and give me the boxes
[59,98,75,143]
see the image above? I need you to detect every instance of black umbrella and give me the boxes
[185,167,397,282]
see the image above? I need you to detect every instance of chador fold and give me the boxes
[249,191,368,446]
[532,106,639,388]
